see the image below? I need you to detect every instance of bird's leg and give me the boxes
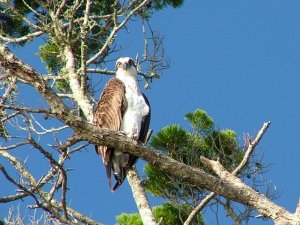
[119,130,139,145]
[144,129,153,144]
[118,130,128,136]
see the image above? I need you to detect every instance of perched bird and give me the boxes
[93,57,151,191]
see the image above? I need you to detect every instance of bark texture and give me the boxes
[127,168,158,225]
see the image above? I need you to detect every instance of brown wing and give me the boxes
[93,78,127,187]
[93,78,127,133]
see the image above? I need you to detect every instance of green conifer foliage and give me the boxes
[142,109,244,223]
[116,202,204,225]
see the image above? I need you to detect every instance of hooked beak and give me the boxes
[123,62,129,70]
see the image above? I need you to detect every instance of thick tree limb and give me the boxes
[58,115,298,224]
[127,130,157,225]
[200,156,297,225]
[127,129,157,224]
[295,198,300,220]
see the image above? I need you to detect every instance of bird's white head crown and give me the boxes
[115,57,137,75]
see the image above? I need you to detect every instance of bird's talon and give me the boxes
[119,131,127,136]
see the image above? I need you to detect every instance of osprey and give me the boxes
[93,57,151,191]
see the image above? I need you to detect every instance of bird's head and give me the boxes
[115,57,138,78]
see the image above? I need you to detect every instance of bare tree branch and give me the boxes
[0,31,44,43]
[79,0,92,96]
[184,121,272,225]
[200,155,295,225]
[86,0,150,66]
[233,121,271,174]
[3,2,44,32]
[63,45,94,121]
[222,200,242,225]
[0,138,104,224]
[28,137,69,220]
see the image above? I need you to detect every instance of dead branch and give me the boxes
[184,121,271,225]
[86,0,150,66]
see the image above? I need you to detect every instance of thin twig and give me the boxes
[86,0,150,66]
[232,121,271,175]
[28,138,69,220]
[87,68,159,80]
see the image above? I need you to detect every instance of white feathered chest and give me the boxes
[117,72,149,140]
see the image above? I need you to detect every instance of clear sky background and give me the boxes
[1,1,300,225]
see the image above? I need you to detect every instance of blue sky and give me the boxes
[1,1,300,225]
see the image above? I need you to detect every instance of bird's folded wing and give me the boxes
[93,78,127,165]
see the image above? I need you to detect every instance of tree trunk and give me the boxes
[127,168,158,225]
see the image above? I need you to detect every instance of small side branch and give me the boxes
[184,192,216,225]
[86,0,150,66]
[87,68,159,82]
[233,121,271,175]
[28,138,69,219]
[0,31,44,44]
[51,200,105,225]
[222,200,242,225]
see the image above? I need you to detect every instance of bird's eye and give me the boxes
[117,62,122,67]
[128,59,136,67]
